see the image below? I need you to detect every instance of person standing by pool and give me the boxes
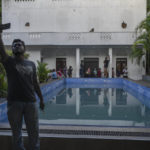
[80,64,84,78]
[97,68,101,78]
[104,56,109,78]
[51,69,58,79]
[0,35,44,150]
[63,66,67,78]
[112,67,115,78]
[57,68,64,79]
[68,66,73,78]
[93,68,97,77]
[123,67,128,78]
[86,67,91,77]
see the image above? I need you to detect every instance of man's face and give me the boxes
[12,41,25,55]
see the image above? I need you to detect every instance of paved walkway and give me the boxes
[40,79,59,87]
[127,78,150,88]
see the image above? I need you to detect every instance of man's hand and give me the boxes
[39,101,45,111]
[0,23,11,33]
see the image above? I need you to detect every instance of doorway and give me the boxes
[84,58,99,77]
[116,58,127,77]
[56,58,66,71]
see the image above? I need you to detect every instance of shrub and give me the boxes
[0,63,7,97]
[37,61,50,83]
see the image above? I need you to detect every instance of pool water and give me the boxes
[39,86,150,127]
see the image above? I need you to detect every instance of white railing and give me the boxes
[2,32,137,46]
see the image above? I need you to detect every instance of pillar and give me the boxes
[109,48,113,78]
[76,48,80,78]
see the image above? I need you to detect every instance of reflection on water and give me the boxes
[39,86,150,127]
[116,89,127,105]
[80,88,99,105]
[68,88,73,98]
[56,89,66,104]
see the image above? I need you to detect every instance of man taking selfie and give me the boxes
[0,23,44,150]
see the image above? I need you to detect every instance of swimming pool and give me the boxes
[1,78,150,128]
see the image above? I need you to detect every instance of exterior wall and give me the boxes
[2,0,147,80]
[2,0,146,33]
[27,50,41,67]
[2,0,147,46]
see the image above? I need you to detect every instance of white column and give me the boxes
[109,48,113,78]
[76,48,80,78]
[76,88,80,115]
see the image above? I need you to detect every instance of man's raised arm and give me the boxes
[0,34,8,62]
[0,23,11,62]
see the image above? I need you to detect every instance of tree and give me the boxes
[0,63,7,97]
[148,0,150,12]
[37,61,50,83]
[131,1,150,74]
[0,0,1,24]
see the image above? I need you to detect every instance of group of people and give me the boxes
[47,66,73,81]
[81,67,102,78]
[80,56,128,78]
[80,56,110,78]
[47,55,128,80]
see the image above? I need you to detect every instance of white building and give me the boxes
[2,0,147,80]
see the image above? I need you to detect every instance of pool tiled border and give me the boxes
[0,78,150,122]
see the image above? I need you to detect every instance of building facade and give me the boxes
[2,0,147,79]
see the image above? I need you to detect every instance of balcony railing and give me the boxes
[2,32,137,46]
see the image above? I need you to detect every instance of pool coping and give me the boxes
[1,123,150,141]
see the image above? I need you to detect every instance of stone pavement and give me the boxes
[127,78,150,88]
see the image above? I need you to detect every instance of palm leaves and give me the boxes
[0,63,7,97]
[148,0,150,12]
[37,61,50,83]
[131,13,150,72]
[0,74,7,97]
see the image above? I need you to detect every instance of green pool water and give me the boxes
[39,87,150,127]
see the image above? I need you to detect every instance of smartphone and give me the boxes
[0,23,11,31]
